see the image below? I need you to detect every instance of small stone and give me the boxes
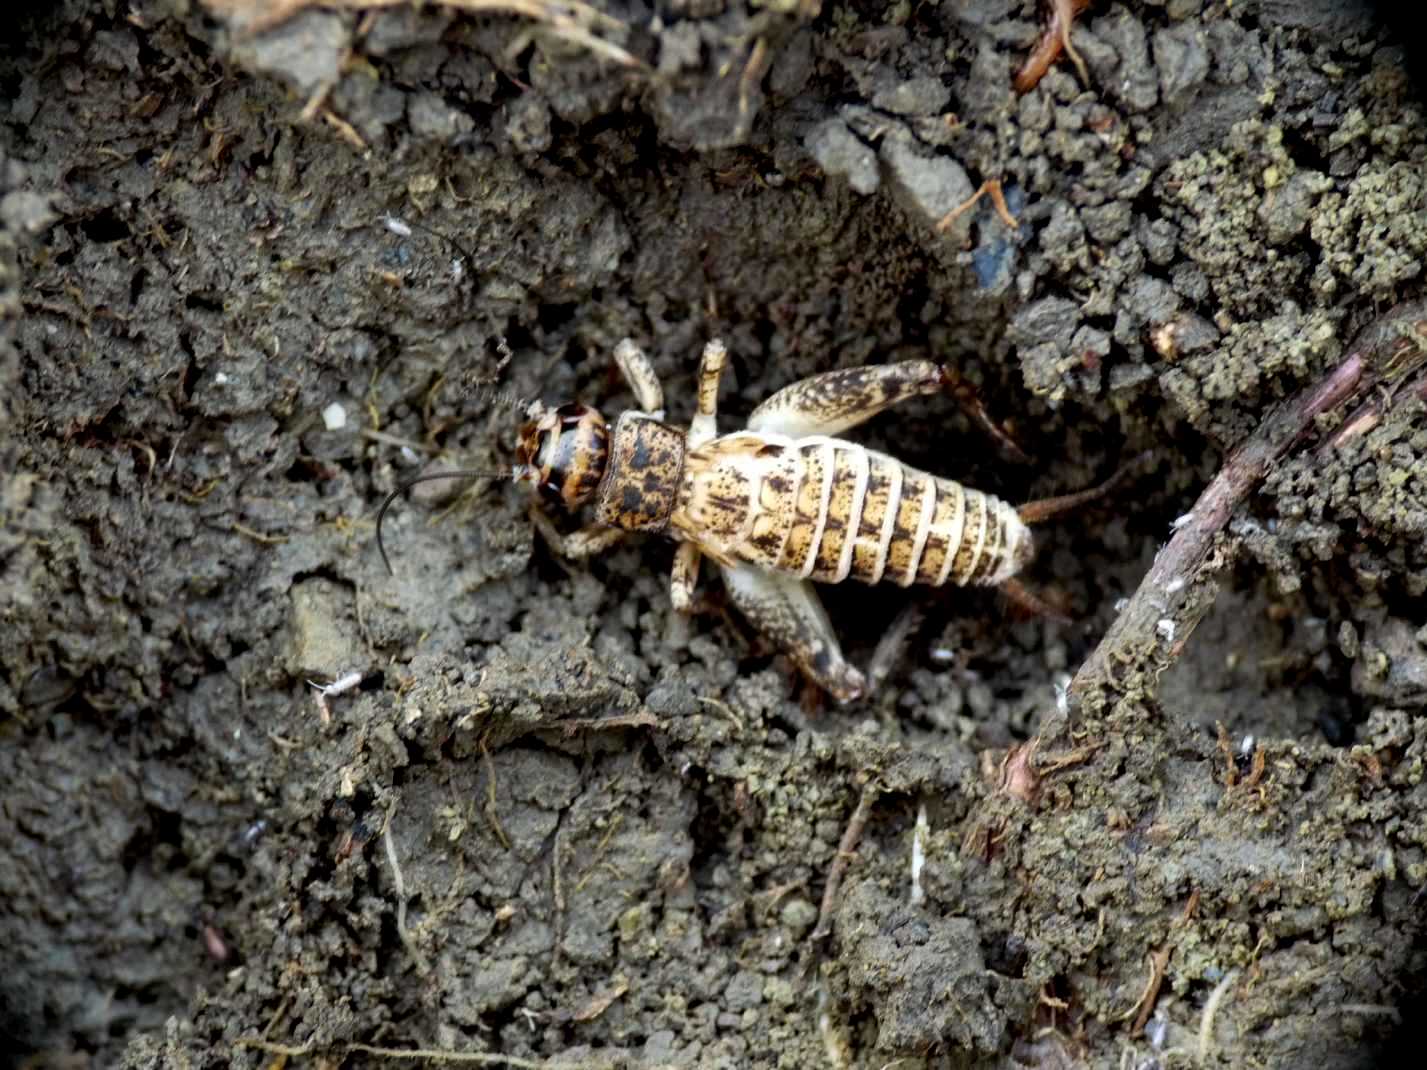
[321,402,347,430]
[779,896,817,935]
[0,190,57,234]
[723,969,764,1011]
[288,578,361,678]
[872,76,951,117]
[764,976,795,1008]
[234,12,347,97]
[879,137,972,230]
[1338,620,1360,659]
[806,118,879,195]
[1153,23,1210,103]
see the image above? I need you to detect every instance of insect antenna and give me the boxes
[1016,451,1152,524]
[999,577,1073,624]
[376,468,520,576]
[382,214,476,272]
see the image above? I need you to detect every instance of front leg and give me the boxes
[531,508,626,559]
[746,360,946,437]
[613,338,665,417]
[718,562,866,704]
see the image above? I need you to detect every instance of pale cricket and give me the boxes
[378,339,1130,702]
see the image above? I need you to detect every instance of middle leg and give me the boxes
[531,508,627,559]
[670,541,703,612]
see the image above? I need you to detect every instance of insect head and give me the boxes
[515,401,610,509]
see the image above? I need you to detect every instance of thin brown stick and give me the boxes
[1122,945,1171,1033]
[1320,319,1427,452]
[236,1035,617,1067]
[811,781,881,941]
[1014,0,1091,94]
[1070,300,1427,703]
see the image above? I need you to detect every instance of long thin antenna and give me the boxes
[1016,451,1152,524]
[1000,577,1072,624]
[376,469,515,576]
[382,214,476,272]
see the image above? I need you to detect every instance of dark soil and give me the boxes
[3,0,1426,1067]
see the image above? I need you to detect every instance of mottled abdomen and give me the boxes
[673,432,1032,588]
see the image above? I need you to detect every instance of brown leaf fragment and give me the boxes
[573,974,629,1022]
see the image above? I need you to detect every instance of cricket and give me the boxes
[379,339,1128,702]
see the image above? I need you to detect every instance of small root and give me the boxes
[321,107,368,150]
[935,178,1019,234]
[1014,0,1092,93]
[1116,945,1170,1034]
[211,0,644,69]
[229,521,288,544]
[482,743,512,850]
[1197,969,1240,1063]
[236,1035,618,1068]
[738,37,769,118]
[812,781,881,941]
[382,811,430,974]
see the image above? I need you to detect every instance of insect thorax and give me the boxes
[593,412,686,533]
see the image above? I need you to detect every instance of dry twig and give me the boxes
[1014,0,1092,93]
[1070,300,1427,704]
[1320,315,1427,453]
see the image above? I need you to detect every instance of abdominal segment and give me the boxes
[677,434,1013,588]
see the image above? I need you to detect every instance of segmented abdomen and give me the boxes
[674,433,1020,587]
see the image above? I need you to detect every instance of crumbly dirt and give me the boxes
[2,0,1426,1067]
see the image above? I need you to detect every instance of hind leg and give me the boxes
[746,358,1026,460]
[745,360,944,437]
[718,563,866,704]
